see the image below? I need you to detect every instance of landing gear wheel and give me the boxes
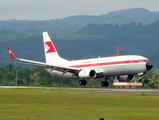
[82,80,87,86]
[79,80,83,85]
[101,81,109,87]
[105,81,109,87]
[79,79,87,86]
[101,77,109,87]
[101,81,106,87]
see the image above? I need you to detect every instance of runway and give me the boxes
[0,86,159,95]
[101,88,159,95]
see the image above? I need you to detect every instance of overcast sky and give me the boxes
[0,0,159,20]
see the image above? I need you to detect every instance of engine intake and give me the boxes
[78,69,96,79]
[117,75,134,82]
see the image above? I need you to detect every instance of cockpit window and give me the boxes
[139,59,148,62]
[143,59,148,61]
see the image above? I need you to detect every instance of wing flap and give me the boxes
[15,61,80,74]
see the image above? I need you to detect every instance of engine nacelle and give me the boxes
[116,75,134,82]
[78,69,96,79]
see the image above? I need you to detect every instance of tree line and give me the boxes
[0,64,63,87]
[0,64,159,88]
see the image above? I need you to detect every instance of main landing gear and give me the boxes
[79,79,87,86]
[78,78,109,87]
[101,78,109,87]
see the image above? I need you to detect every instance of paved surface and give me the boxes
[0,86,159,95]
[101,88,159,95]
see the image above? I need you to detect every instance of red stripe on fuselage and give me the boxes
[70,60,147,68]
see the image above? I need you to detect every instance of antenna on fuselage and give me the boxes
[115,46,120,56]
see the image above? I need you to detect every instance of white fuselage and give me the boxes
[46,55,149,79]
[8,32,153,87]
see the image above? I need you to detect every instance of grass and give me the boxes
[0,88,159,120]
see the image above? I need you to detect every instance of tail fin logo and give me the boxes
[44,41,56,53]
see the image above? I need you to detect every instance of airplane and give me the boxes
[8,32,153,87]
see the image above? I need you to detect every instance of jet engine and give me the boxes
[116,75,134,82]
[78,69,96,79]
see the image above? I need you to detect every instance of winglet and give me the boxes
[8,46,16,59]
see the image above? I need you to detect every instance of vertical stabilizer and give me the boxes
[43,32,67,64]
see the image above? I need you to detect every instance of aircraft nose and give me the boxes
[146,62,153,70]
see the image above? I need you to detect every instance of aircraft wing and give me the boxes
[8,46,81,74]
